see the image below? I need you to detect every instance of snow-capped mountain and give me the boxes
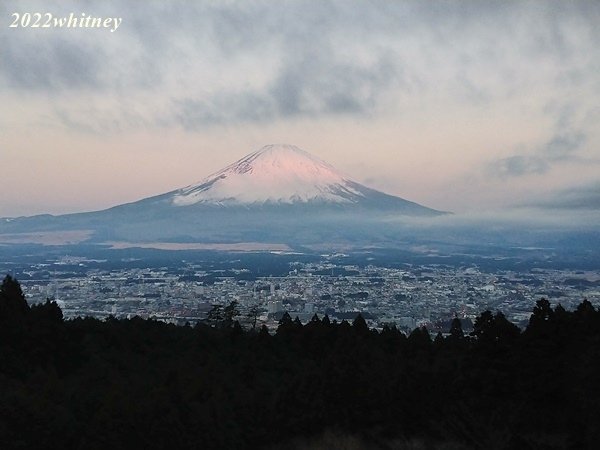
[151,143,440,214]
[171,144,365,206]
[0,144,444,245]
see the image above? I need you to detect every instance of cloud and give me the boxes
[543,131,586,161]
[494,155,549,177]
[174,53,400,129]
[528,182,600,210]
[2,0,600,134]
[1,36,105,91]
[490,130,588,178]
[385,207,600,235]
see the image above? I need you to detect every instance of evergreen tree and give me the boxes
[472,310,519,346]
[276,312,294,335]
[449,317,464,340]
[247,305,260,330]
[293,316,302,329]
[279,311,292,325]
[434,331,444,346]
[206,304,224,327]
[352,313,369,334]
[259,324,270,338]
[0,274,29,319]
[532,298,553,321]
[528,298,554,331]
[471,310,494,341]
[223,301,240,326]
[493,311,520,343]
[30,299,63,323]
[407,326,431,351]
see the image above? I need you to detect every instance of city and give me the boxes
[11,253,600,334]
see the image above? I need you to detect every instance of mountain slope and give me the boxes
[132,144,443,214]
[0,144,445,244]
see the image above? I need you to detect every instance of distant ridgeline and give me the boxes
[1,274,599,449]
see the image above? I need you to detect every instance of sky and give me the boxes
[1,0,599,217]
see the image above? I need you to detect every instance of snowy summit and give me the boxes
[172,144,365,206]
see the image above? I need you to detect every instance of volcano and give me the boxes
[140,144,442,214]
[173,144,367,206]
[0,144,445,246]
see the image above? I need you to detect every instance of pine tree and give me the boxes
[472,310,519,345]
[223,301,240,326]
[527,298,554,334]
[352,313,369,334]
[449,317,464,340]
[276,312,294,335]
[0,275,29,320]
[206,304,224,327]
[30,299,63,323]
[247,305,260,331]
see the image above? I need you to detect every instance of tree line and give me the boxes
[1,274,599,449]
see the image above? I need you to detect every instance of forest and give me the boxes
[1,274,599,449]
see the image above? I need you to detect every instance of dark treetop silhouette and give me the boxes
[1,275,599,449]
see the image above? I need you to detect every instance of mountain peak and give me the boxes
[255,143,306,155]
[226,144,339,176]
[172,144,357,206]
[250,143,328,162]
[166,144,441,215]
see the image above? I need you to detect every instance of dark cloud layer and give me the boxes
[529,182,600,210]
[3,0,600,131]
[2,36,104,90]
[492,130,587,178]
[175,52,399,129]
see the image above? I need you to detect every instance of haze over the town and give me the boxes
[1,0,599,218]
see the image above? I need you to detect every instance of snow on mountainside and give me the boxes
[0,143,444,244]
[172,144,365,206]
